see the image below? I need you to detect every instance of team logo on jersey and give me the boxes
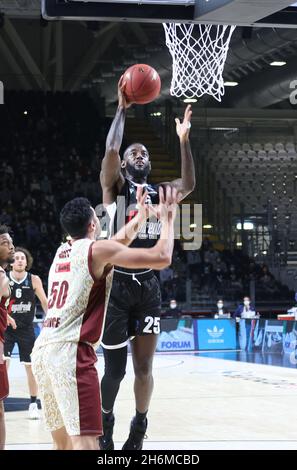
[55,262,71,273]
[11,302,32,313]
[127,209,138,223]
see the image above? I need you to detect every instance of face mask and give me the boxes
[217,303,223,309]
[244,300,250,307]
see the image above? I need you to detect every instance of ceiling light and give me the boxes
[183,98,198,103]
[270,61,286,66]
[236,222,254,230]
[224,81,238,87]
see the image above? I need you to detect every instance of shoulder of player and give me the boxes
[92,239,124,263]
[31,273,42,288]
[101,175,125,205]
[88,240,117,280]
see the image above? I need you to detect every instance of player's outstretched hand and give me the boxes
[118,75,133,109]
[136,186,150,220]
[156,186,179,222]
[175,104,192,141]
[135,185,180,222]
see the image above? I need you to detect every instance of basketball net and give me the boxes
[162,23,236,102]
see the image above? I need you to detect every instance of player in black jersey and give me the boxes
[4,247,48,420]
[98,78,196,450]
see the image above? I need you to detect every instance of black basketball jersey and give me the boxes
[112,178,161,272]
[7,272,36,328]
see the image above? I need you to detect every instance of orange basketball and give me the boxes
[123,64,161,105]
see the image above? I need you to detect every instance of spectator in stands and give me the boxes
[160,266,174,285]
[228,265,243,290]
[213,298,230,318]
[234,296,257,319]
[187,250,201,278]
[258,266,277,293]
[213,256,227,273]
[214,265,227,294]
[201,238,212,251]
[203,246,218,267]
[164,299,182,318]
[201,263,213,294]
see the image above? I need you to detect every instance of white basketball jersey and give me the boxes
[34,239,113,350]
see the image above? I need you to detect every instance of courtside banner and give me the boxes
[196,319,236,350]
[157,318,195,351]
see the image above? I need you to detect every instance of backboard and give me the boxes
[42,0,297,28]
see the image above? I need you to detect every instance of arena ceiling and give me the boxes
[0,1,297,109]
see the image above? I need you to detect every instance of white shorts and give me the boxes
[31,341,102,436]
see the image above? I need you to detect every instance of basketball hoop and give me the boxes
[162,23,236,102]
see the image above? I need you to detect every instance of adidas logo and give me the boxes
[207,325,224,339]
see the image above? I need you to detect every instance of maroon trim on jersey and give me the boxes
[88,242,97,282]
[0,342,9,400]
[0,298,8,343]
[76,342,102,436]
[79,277,106,345]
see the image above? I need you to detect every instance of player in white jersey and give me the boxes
[32,185,178,450]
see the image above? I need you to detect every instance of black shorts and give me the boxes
[4,325,36,363]
[102,271,161,349]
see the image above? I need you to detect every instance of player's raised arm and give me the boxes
[160,105,196,201]
[100,77,132,205]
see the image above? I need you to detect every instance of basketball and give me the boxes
[123,64,161,104]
